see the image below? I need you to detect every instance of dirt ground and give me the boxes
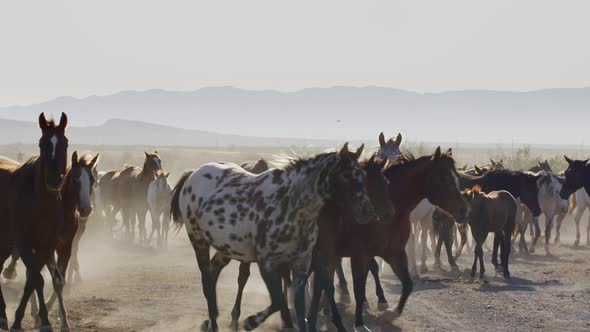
[2,216,590,332]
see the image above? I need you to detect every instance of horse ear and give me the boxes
[432,146,442,160]
[38,113,48,131]
[538,161,543,167]
[490,158,496,165]
[378,132,386,147]
[584,159,590,166]
[71,151,78,165]
[164,171,171,178]
[145,151,150,159]
[89,153,100,170]
[154,150,158,155]
[446,148,453,157]
[340,142,350,154]
[58,112,68,131]
[564,156,573,165]
[354,144,364,159]
[395,133,402,146]
[368,153,376,164]
[474,165,482,174]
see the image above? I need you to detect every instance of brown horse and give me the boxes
[459,186,517,280]
[0,112,69,331]
[113,151,162,243]
[308,147,469,331]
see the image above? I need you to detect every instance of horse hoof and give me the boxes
[503,272,511,280]
[378,308,401,322]
[0,318,7,331]
[574,240,580,247]
[529,247,535,254]
[228,320,238,331]
[39,325,53,332]
[243,316,257,331]
[419,265,428,274]
[353,325,372,332]
[200,320,217,332]
[2,268,16,280]
[377,302,390,311]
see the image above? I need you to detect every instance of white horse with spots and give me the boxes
[147,170,172,248]
[171,144,375,332]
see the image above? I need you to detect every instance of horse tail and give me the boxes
[170,171,193,229]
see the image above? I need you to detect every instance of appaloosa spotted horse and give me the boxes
[171,144,376,332]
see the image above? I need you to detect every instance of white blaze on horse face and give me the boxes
[79,168,92,211]
[50,135,58,160]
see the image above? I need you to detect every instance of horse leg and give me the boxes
[69,220,86,284]
[47,253,71,330]
[350,255,370,329]
[2,249,19,280]
[419,221,429,273]
[502,225,513,279]
[518,222,529,255]
[0,251,10,330]
[444,227,458,271]
[244,265,293,331]
[529,215,541,253]
[491,234,500,270]
[189,238,218,332]
[147,209,158,246]
[405,226,418,278]
[555,214,565,245]
[544,214,554,256]
[137,210,147,245]
[380,250,413,323]
[229,262,250,331]
[586,211,590,246]
[307,269,324,332]
[471,241,481,279]
[368,257,388,310]
[434,232,443,269]
[454,223,467,260]
[573,206,583,246]
[334,258,351,303]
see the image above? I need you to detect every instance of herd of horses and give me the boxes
[1,113,590,332]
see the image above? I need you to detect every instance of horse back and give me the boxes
[482,190,517,232]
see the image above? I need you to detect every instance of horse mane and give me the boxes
[269,150,336,171]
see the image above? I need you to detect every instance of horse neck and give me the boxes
[32,159,58,199]
[387,161,430,217]
[61,171,78,212]
[281,155,336,210]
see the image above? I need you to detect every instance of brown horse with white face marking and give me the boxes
[0,112,69,331]
[308,147,469,331]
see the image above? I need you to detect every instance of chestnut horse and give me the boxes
[0,113,69,331]
[107,151,162,243]
[308,148,469,331]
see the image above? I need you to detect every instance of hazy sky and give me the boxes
[1,1,589,106]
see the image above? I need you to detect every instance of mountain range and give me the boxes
[1,86,589,146]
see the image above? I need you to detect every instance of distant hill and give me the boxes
[0,118,341,147]
[1,86,589,145]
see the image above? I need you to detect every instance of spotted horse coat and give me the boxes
[171,143,376,332]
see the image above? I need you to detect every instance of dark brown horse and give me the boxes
[308,148,469,331]
[560,156,590,199]
[113,151,162,243]
[0,112,69,331]
[3,152,100,329]
[460,186,517,280]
